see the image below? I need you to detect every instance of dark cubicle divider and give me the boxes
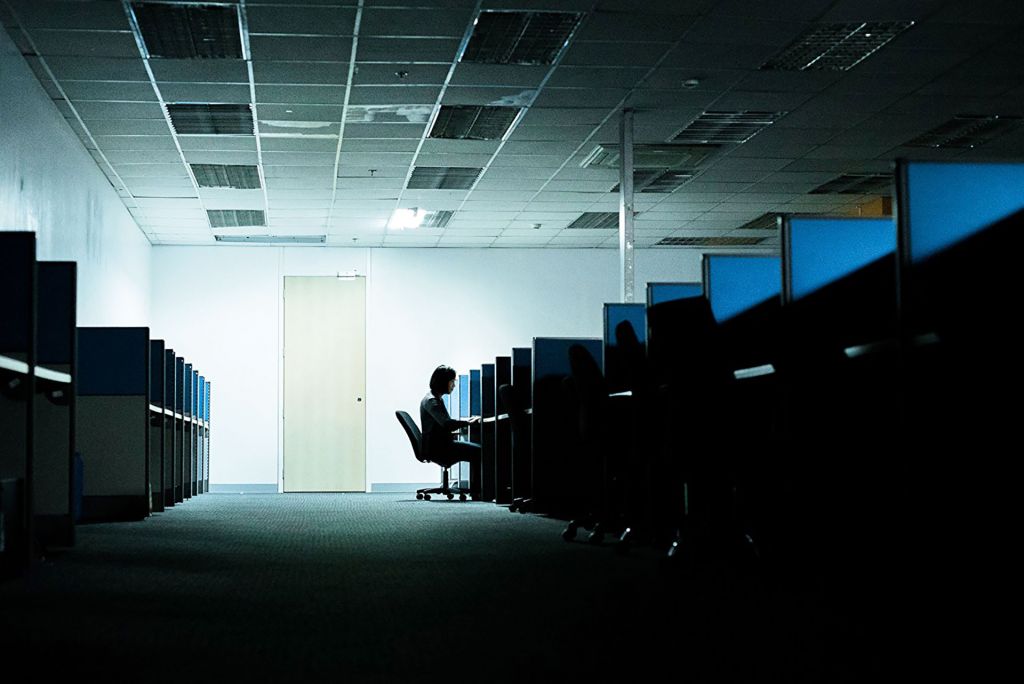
[894,161,1024,568]
[191,368,199,497]
[184,362,194,499]
[34,262,77,547]
[149,340,166,512]
[494,356,512,505]
[531,337,602,517]
[163,349,177,507]
[0,232,36,573]
[704,254,782,372]
[479,363,496,502]
[174,356,185,503]
[204,379,211,493]
[76,327,150,521]
[603,302,646,393]
[510,347,532,502]
[198,374,206,495]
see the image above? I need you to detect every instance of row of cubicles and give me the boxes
[437,159,1022,561]
[0,232,212,578]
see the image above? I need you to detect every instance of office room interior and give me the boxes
[2,0,1021,680]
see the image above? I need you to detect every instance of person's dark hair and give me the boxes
[429,365,457,396]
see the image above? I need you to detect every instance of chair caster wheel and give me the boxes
[423,494,431,501]
[587,529,604,545]
[416,493,424,500]
[562,522,579,542]
[447,493,454,500]
[509,504,518,512]
[459,494,467,501]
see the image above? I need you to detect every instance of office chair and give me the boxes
[395,410,469,501]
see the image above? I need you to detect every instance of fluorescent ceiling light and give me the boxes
[388,207,427,230]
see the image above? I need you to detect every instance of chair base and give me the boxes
[416,467,471,501]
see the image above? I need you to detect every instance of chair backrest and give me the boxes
[395,410,425,463]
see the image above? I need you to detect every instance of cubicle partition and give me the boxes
[494,356,512,505]
[34,262,77,546]
[77,327,150,521]
[149,339,166,512]
[531,337,601,516]
[204,379,211,493]
[198,375,206,495]
[0,232,36,572]
[468,369,482,494]
[646,282,703,307]
[510,347,532,502]
[174,357,185,503]
[479,363,496,502]
[163,350,177,507]
[602,302,645,394]
[184,362,194,499]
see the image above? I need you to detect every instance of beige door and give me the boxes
[283,276,366,492]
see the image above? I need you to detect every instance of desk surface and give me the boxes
[0,354,30,375]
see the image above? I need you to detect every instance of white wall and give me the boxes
[150,245,700,488]
[0,27,150,325]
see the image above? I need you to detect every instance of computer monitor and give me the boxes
[703,255,781,323]
[646,282,703,307]
[603,302,645,392]
[783,217,895,303]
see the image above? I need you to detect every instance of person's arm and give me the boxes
[423,396,467,431]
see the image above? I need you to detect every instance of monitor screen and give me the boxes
[646,282,703,306]
[904,161,1024,262]
[705,255,781,322]
[787,217,895,301]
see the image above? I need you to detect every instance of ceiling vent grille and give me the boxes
[422,210,455,228]
[581,144,716,169]
[611,169,697,194]
[207,209,266,228]
[656,237,767,247]
[905,115,1024,149]
[462,11,581,65]
[191,164,261,189]
[810,173,892,195]
[214,235,326,244]
[761,21,914,71]
[131,3,242,59]
[429,106,522,140]
[736,213,783,231]
[167,104,253,135]
[672,111,785,144]
[567,212,619,230]
[407,167,482,190]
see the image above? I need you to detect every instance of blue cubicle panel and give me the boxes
[164,351,176,408]
[481,364,495,417]
[199,376,205,421]
[192,370,199,418]
[604,303,646,348]
[784,217,896,302]
[458,374,469,418]
[37,262,76,366]
[76,327,150,521]
[0,232,35,355]
[899,161,1024,263]
[184,363,193,417]
[512,347,531,407]
[469,369,481,416]
[603,303,646,391]
[149,341,165,405]
[704,255,782,323]
[533,337,603,382]
[175,357,185,413]
[77,328,148,396]
[646,282,703,307]
[442,393,451,414]
[449,376,460,419]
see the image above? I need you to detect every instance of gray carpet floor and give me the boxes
[1,493,865,682]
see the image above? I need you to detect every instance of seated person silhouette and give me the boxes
[420,365,481,474]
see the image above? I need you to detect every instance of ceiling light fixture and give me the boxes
[388,207,426,230]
